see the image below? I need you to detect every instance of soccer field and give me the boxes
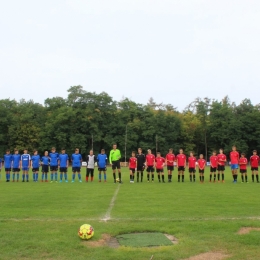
[1,167,260,260]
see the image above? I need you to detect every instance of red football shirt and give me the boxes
[176,154,186,167]
[239,158,247,170]
[155,157,165,169]
[198,159,206,169]
[217,154,226,166]
[166,153,175,166]
[129,157,137,169]
[250,155,259,167]
[146,154,155,166]
[230,151,239,164]
[210,155,218,168]
[188,157,196,168]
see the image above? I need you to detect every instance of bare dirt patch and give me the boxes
[86,234,120,248]
[164,234,178,244]
[184,252,228,260]
[237,227,260,235]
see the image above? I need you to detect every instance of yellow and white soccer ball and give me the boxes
[78,224,94,240]
[116,178,120,182]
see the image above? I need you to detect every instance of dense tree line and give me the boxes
[1,86,260,160]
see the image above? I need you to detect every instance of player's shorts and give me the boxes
[217,165,225,171]
[146,166,154,173]
[189,167,195,173]
[86,168,94,175]
[240,169,247,174]
[50,166,58,171]
[32,168,39,172]
[112,160,121,170]
[5,168,11,172]
[60,167,67,173]
[129,168,136,173]
[137,165,145,171]
[210,167,217,172]
[42,165,49,173]
[98,167,107,172]
[167,166,174,171]
[72,167,81,173]
[13,168,20,172]
[231,164,238,170]
[199,169,205,174]
[178,166,185,171]
[22,167,29,171]
[156,168,163,173]
[251,167,259,171]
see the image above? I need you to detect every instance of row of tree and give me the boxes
[1,86,260,159]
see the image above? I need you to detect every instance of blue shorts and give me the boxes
[231,164,238,170]
[22,167,29,171]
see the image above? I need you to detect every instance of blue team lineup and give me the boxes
[0,144,260,184]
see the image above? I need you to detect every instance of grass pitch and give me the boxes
[0,167,260,260]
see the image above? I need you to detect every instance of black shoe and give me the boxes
[159,180,161,183]
[22,180,25,182]
[27,180,29,182]
[163,180,165,183]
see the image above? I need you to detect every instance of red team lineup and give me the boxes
[1,145,260,184]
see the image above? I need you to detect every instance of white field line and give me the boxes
[100,184,121,222]
[1,216,260,223]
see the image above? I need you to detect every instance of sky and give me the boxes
[0,0,260,111]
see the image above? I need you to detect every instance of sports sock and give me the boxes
[213,174,216,181]
[193,175,196,182]
[55,172,58,181]
[104,173,107,181]
[217,174,220,181]
[241,175,244,182]
[202,176,204,182]
[91,177,93,182]
[22,174,25,181]
[36,173,38,181]
[152,174,154,181]
[45,173,47,180]
[245,175,248,182]
[132,174,134,181]
[78,173,81,180]
[190,175,192,182]
[99,173,101,181]
[141,172,143,181]
[12,173,15,181]
[86,176,89,182]
[64,173,68,180]
[26,174,29,181]
[17,173,19,181]
[199,176,201,181]
[222,174,224,181]
[182,175,184,182]
[168,175,170,181]
[256,175,259,182]
[210,174,212,181]
[118,172,122,180]
[252,175,255,182]
[162,175,164,181]
[72,173,76,180]
[51,173,54,181]
[60,173,63,180]
[130,174,132,181]
[178,175,180,182]
[42,173,44,181]
[158,175,160,181]
[147,173,149,181]
[137,172,139,181]
[113,173,116,180]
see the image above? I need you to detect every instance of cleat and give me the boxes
[22,180,25,182]
[209,180,212,183]
[104,180,107,183]
[147,181,150,183]
[65,180,68,183]
[12,180,15,182]
[50,181,53,183]
[26,180,29,182]
[71,180,75,183]
[17,180,19,182]
[59,180,62,183]
[45,180,48,182]
[99,180,101,182]
[159,180,161,183]
[162,180,165,183]
[79,180,82,183]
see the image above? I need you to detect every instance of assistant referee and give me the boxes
[109,144,122,183]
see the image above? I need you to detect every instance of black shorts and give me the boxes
[5,168,11,172]
[60,167,67,173]
[156,169,164,173]
[112,160,121,170]
[167,166,174,171]
[218,165,225,171]
[189,167,195,173]
[251,167,259,171]
[147,166,154,173]
[98,167,106,172]
[73,167,81,173]
[210,167,217,173]
[137,165,145,171]
[13,168,20,172]
[129,168,136,173]
[42,165,49,173]
[178,166,185,172]
[32,168,39,172]
[50,166,58,171]
[240,169,247,174]
[87,168,94,174]
[199,169,205,174]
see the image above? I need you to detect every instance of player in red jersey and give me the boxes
[146,149,155,182]
[217,149,227,183]
[165,148,175,182]
[239,153,248,183]
[155,152,165,183]
[230,146,239,183]
[197,154,206,183]
[129,151,137,183]
[250,150,259,183]
[209,151,218,182]
[176,149,186,182]
[188,152,196,182]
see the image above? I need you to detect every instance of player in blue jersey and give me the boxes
[12,149,21,182]
[31,150,41,182]
[21,149,31,182]
[58,149,69,183]
[97,149,108,182]
[71,148,82,183]
[4,149,12,182]
[41,151,50,182]
[49,147,59,183]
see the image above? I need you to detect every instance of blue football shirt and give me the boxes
[59,154,69,167]
[49,152,59,166]
[41,156,49,165]
[31,155,41,168]
[71,153,82,167]
[12,154,21,168]
[21,154,31,167]
[97,154,107,168]
[4,154,13,168]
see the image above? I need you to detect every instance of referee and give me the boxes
[109,144,122,183]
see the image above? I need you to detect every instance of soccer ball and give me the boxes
[116,178,120,182]
[78,224,94,240]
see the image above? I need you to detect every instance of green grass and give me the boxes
[0,167,260,260]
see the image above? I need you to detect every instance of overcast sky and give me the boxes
[0,0,260,111]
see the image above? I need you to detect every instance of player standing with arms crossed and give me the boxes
[209,151,218,182]
[188,152,196,182]
[136,148,146,182]
[176,149,186,182]
[230,146,239,183]
[146,149,155,182]
[217,149,227,183]
[250,150,259,183]
[129,151,137,183]
[197,154,206,183]
[239,153,248,183]
[109,144,122,184]
[165,148,175,182]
